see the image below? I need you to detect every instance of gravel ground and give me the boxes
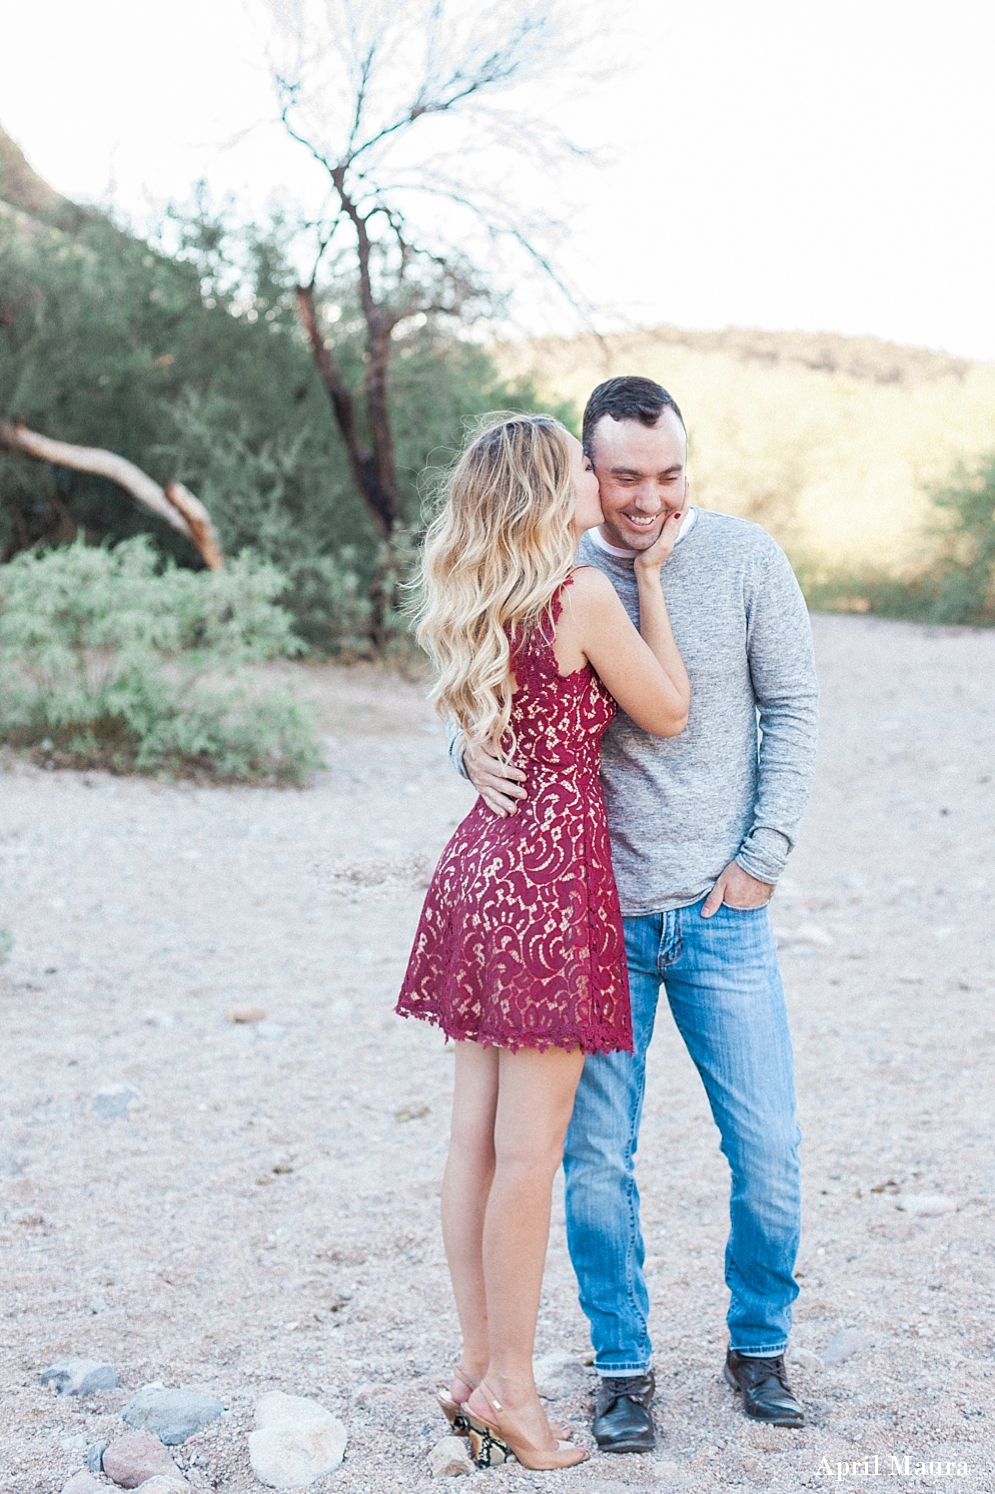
[1,614,993,1494]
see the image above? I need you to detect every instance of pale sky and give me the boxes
[2,0,994,360]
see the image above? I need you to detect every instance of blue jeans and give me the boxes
[563,898,801,1372]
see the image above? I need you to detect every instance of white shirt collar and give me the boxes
[589,506,697,559]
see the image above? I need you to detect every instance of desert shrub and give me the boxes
[0,203,573,653]
[0,537,322,782]
[279,551,372,658]
[800,455,995,626]
[924,457,995,623]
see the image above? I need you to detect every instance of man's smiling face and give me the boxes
[589,408,689,552]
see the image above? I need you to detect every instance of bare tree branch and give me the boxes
[0,419,224,569]
[265,0,600,647]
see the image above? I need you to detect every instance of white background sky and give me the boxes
[2,0,993,359]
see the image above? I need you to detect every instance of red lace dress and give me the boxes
[395,581,632,1054]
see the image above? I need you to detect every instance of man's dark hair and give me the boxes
[582,376,685,454]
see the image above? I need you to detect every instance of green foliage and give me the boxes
[925,458,995,623]
[0,199,573,653]
[800,455,995,626]
[0,537,322,782]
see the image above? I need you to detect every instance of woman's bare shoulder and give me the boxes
[566,565,621,609]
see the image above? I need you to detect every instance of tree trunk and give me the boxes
[294,283,400,541]
[364,322,402,531]
[0,419,223,568]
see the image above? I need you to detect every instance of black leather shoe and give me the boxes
[723,1350,805,1427]
[592,1371,657,1453]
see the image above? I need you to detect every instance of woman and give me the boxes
[396,414,689,1469]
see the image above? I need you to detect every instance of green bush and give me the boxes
[800,454,995,626]
[0,537,322,783]
[1,202,575,653]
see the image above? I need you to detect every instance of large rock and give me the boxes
[62,1475,103,1494]
[254,1393,340,1432]
[102,1431,178,1487]
[41,1359,119,1397]
[533,1350,589,1399]
[427,1436,475,1477]
[787,1346,823,1372]
[248,1392,347,1488]
[822,1327,872,1366]
[131,1479,190,1494]
[121,1387,224,1445]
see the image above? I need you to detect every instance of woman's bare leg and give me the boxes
[468,1043,586,1447]
[440,1041,500,1385]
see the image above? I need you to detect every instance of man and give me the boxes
[456,376,819,1449]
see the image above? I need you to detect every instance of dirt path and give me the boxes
[1,615,993,1494]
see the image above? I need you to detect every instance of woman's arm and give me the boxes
[560,515,690,737]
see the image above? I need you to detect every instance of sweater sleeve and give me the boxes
[446,716,470,779]
[735,544,820,884]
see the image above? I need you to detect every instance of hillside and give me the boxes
[4,117,991,590]
[495,327,995,578]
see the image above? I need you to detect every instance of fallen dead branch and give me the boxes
[0,418,223,569]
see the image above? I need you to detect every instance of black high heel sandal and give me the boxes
[436,1390,473,1438]
[436,1375,509,1467]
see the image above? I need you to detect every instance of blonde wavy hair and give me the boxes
[416,413,577,754]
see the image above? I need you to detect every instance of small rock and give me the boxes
[102,1430,178,1486]
[131,1479,190,1494]
[395,1104,430,1122]
[226,1005,267,1024]
[62,1474,103,1494]
[787,1347,823,1372]
[121,1387,224,1445]
[897,1194,958,1217]
[41,1358,119,1396]
[352,1382,393,1408]
[822,1327,872,1366]
[86,1440,108,1472]
[427,1435,475,1477]
[91,1084,141,1120]
[0,1144,25,1176]
[532,1350,589,1399]
[249,1392,347,1487]
[61,1470,102,1494]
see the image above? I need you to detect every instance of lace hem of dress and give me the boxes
[395,999,633,1056]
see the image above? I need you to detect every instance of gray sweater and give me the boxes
[451,508,819,917]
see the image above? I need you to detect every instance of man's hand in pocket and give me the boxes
[701,861,774,918]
